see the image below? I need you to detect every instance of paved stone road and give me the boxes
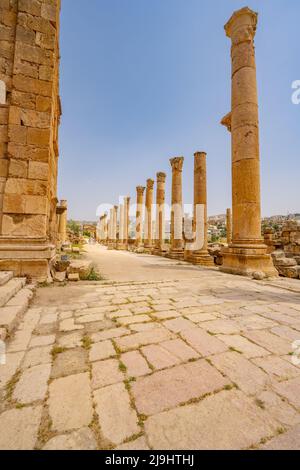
[1,246,300,450]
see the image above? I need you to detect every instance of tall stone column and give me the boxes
[220,7,277,278]
[144,179,154,251]
[117,203,125,250]
[189,152,214,266]
[135,187,145,248]
[113,205,118,248]
[58,200,68,244]
[154,173,167,255]
[124,197,131,249]
[107,208,114,250]
[168,157,184,260]
[226,208,232,245]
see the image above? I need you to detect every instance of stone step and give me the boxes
[0,278,27,308]
[0,271,13,287]
[0,286,34,335]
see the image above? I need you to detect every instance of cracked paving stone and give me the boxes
[94,382,139,446]
[121,350,151,377]
[260,424,300,450]
[49,373,93,433]
[0,406,42,450]
[13,364,51,404]
[132,359,229,415]
[22,345,52,369]
[89,340,116,362]
[43,427,97,450]
[92,358,124,389]
[51,348,88,379]
[145,390,278,450]
[252,356,300,382]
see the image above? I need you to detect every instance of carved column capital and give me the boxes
[157,172,166,183]
[136,186,145,196]
[146,179,154,190]
[224,7,258,43]
[170,157,184,172]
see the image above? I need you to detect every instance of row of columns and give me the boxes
[99,151,221,266]
[98,7,277,278]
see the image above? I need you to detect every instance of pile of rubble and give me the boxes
[270,221,300,279]
[51,257,93,282]
[208,244,224,266]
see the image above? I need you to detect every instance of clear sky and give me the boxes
[58,0,300,221]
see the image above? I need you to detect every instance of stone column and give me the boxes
[168,157,184,260]
[220,7,277,278]
[144,179,154,251]
[135,187,145,249]
[117,203,125,250]
[189,152,214,266]
[107,208,114,250]
[58,200,68,244]
[226,208,232,245]
[154,172,167,255]
[113,205,118,248]
[124,197,131,249]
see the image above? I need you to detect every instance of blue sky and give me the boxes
[58,0,300,221]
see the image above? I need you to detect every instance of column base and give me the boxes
[166,249,185,261]
[0,237,56,282]
[107,242,116,250]
[220,243,278,278]
[189,251,215,267]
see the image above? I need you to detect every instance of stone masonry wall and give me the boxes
[0,0,61,280]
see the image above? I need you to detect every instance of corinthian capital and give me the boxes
[225,7,258,43]
[157,172,166,183]
[146,179,154,190]
[170,157,184,172]
[136,186,145,196]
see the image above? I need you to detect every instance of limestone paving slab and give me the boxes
[160,338,199,362]
[132,359,229,415]
[121,350,151,377]
[273,376,300,409]
[180,328,228,356]
[22,345,52,369]
[49,373,93,433]
[216,334,270,358]
[252,356,300,382]
[93,382,139,446]
[144,390,278,450]
[115,327,174,352]
[142,344,181,370]
[243,330,293,355]
[261,424,300,450]
[89,340,116,362]
[51,348,88,379]
[92,358,124,390]
[13,363,51,404]
[0,406,42,450]
[210,351,271,395]
[43,427,97,450]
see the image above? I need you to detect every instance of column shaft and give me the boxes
[136,187,145,248]
[144,180,154,250]
[168,157,184,259]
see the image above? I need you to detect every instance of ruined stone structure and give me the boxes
[0,0,61,281]
[168,157,184,260]
[135,186,145,248]
[189,152,214,266]
[220,7,277,278]
[144,179,154,251]
[153,172,166,255]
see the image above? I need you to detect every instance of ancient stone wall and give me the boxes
[0,0,61,281]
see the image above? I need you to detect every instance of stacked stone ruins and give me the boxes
[0,0,65,281]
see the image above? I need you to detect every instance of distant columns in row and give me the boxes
[226,208,232,245]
